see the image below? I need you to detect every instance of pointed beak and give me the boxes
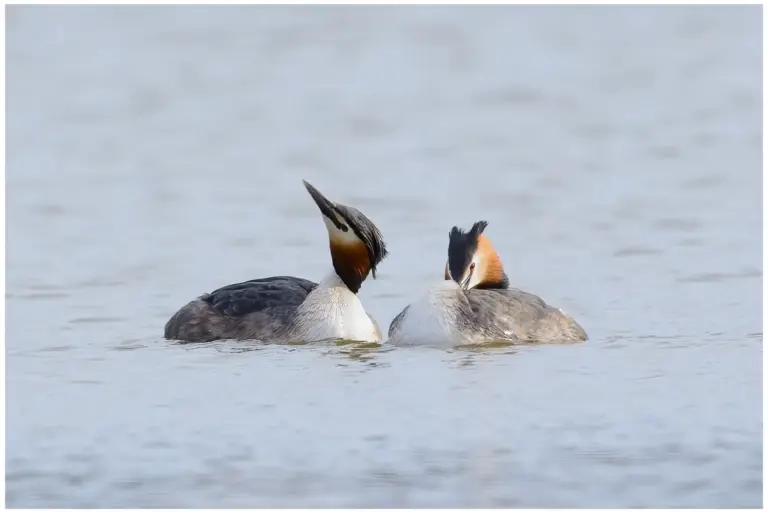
[303,180,339,223]
[460,266,475,291]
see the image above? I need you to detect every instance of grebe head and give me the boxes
[446,220,509,290]
[303,180,388,293]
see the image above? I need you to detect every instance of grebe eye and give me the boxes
[470,263,476,271]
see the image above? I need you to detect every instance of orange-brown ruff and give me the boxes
[329,235,372,292]
[444,235,504,286]
[390,220,587,346]
[474,234,506,288]
[164,180,388,343]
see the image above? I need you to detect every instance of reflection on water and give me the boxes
[6,5,762,508]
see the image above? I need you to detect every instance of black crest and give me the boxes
[447,220,488,282]
[335,204,388,278]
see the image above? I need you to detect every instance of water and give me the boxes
[5,5,762,508]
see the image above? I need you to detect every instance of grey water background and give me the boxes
[5,5,763,508]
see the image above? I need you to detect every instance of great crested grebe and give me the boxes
[164,180,388,343]
[387,220,587,346]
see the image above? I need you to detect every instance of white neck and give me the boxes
[388,280,470,347]
[291,270,380,342]
[316,270,350,290]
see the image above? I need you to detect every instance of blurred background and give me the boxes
[5,5,762,507]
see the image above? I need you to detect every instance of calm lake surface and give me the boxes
[5,5,762,508]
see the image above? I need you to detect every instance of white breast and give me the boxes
[388,281,466,347]
[294,272,380,343]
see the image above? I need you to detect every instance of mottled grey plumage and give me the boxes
[387,306,410,337]
[464,288,587,342]
[387,286,586,344]
[164,276,317,343]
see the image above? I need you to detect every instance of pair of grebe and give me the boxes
[164,181,587,346]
